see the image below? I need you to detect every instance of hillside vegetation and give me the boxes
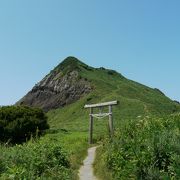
[1,57,180,179]
[94,114,180,179]
[47,57,180,134]
[0,106,49,143]
[19,56,180,116]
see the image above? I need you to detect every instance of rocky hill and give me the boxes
[17,56,180,116]
[17,57,92,111]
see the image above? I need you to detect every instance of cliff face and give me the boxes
[17,57,92,111]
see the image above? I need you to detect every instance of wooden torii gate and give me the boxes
[84,100,118,144]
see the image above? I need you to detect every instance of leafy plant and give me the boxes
[0,140,71,179]
[0,106,49,143]
[95,114,180,179]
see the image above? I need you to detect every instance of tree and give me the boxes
[0,106,49,143]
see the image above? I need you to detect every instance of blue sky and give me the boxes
[0,0,180,105]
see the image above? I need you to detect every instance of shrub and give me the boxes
[99,115,180,179]
[0,141,71,179]
[107,70,115,75]
[0,106,49,143]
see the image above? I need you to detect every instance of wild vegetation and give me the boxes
[0,131,88,179]
[0,105,88,179]
[0,139,70,179]
[1,57,180,179]
[0,106,49,144]
[94,114,180,179]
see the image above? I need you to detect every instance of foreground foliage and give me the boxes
[94,114,180,180]
[0,140,71,179]
[0,131,88,179]
[0,106,49,143]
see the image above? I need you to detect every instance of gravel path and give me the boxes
[79,146,98,180]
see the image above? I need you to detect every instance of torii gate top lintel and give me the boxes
[84,100,118,109]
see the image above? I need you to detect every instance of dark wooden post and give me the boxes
[89,107,93,144]
[108,105,113,136]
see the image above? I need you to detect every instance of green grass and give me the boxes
[45,57,180,119]
[45,58,180,179]
[1,57,180,179]
[0,131,89,179]
[0,137,71,179]
[44,131,89,172]
[94,145,113,180]
[94,114,180,180]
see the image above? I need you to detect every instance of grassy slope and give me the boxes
[48,61,180,134]
[46,59,180,179]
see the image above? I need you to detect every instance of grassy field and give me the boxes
[2,112,179,179]
[1,58,180,179]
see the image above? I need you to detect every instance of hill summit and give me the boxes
[17,56,180,116]
[17,57,92,111]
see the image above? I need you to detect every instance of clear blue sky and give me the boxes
[0,0,180,105]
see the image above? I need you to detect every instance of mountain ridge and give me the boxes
[17,56,180,116]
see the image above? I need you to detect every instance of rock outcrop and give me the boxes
[17,57,92,111]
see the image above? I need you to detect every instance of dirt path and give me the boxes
[79,146,98,180]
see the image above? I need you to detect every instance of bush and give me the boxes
[0,106,49,143]
[0,141,71,179]
[98,115,180,179]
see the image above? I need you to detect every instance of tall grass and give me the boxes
[0,131,88,179]
[94,114,180,179]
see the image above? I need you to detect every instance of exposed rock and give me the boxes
[17,58,92,111]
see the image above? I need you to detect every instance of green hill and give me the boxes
[19,56,180,116]
[16,55,180,144]
[44,57,180,133]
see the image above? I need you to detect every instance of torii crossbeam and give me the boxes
[84,100,118,144]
